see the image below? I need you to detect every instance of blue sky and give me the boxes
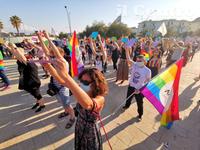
[0,0,200,33]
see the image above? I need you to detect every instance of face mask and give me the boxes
[80,82,91,93]
[136,61,144,67]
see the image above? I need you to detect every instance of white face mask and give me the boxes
[136,61,144,67]
[80,83,91,93]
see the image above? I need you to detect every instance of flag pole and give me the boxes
[64,5,72,36]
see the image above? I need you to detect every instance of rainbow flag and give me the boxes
[0,51,5,70]
[140,58,183,129]
[68,31,79,77]
[141,50,150,61]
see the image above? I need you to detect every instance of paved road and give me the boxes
[0,52,200,150]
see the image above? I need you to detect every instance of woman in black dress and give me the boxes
[5,43,45,112]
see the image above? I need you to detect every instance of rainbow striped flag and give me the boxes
[140,58,183,129]
[0,51,5,70]
[140,49,152,61]
[68,31,83,77]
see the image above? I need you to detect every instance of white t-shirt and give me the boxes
[95,60,103,71]
[129,63,151,89]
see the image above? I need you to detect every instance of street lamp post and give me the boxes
[64,5,72,35]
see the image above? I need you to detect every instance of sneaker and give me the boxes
[35,105,45,112]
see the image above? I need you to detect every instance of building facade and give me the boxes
[136,17,200,34]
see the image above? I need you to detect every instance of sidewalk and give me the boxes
[0,52,199,150]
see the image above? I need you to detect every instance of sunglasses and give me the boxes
[80,80,92,86]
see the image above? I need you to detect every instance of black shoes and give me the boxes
[122,105,129,110]
[58,112,69,118]
[65,118,75,129]
[31,103,39,109]
[42,74,50,79]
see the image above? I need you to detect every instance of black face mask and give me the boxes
[80,80,91,86]
[50,56,55,59]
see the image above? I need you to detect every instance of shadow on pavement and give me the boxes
[127,101,200,150]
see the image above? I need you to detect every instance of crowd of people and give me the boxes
[0,31,199,149]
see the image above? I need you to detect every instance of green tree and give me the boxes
[80,21,108,38]
[0,21,3,32]
[58,32,69,39]
[106,23,132,39]
[129,32,136,38]
[10,15,22,35]
[165,27,178,37]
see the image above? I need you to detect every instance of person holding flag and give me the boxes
[122,47,151,121]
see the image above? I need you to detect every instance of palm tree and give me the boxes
[10,15,22,35]
[0,21,3,32]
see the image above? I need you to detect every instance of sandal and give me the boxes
[120,80,124,84]
[65,118,75,129]
[58,112,69,118]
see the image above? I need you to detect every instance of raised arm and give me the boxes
[125,46,134,66]
[89,38,97,56]
[24,39,41,50]
[173,40,184,49]
[36,31,50,57]
[97,34,107,62]
[5,43,27,64]
[43,30,63,59]
[39,35,94,110]
[44,59,94,110]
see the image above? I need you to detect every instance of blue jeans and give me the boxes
[56,87,71,108]
[0,70,10,86]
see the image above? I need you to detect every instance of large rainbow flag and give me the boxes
[140,58,183,129]
[68,31,84,77]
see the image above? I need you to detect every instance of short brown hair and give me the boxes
[78,68,108,98]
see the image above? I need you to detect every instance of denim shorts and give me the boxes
[56,87,71,108]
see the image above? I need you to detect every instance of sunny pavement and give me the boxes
[0,51,199,150]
